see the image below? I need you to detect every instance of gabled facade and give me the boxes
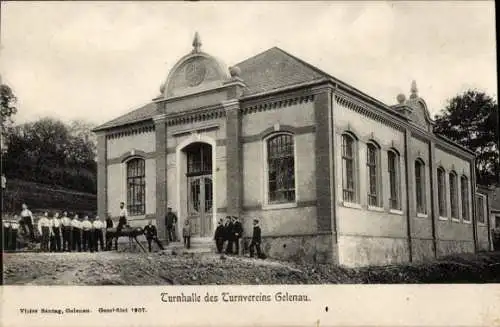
[93,34,490,266]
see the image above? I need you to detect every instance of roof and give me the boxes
[93,102,157,132]
[235,47,325,95]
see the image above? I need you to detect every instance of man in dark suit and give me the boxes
[214,219,225,254]
[231,216,243,255]
[249,218,263,258]
[144,220,164,252]
[165,207,178,244]
[224,216,234,255]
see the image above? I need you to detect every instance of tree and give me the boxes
[0,84,17,126]
[433,90,499,186]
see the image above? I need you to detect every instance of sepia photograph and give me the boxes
[0,1,498,326]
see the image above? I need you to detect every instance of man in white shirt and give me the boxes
[92,216,105,252]
[117,202,128,233]
[3,220,10,251]
[61,211,72,252]
[38,212,52,252]
[50,212,62,252]
[71,214,82,252]
[20,203,35,242]
[81,215,93,252]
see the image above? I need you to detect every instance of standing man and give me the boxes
[105,214,114,251]
[232,216,243,255]
[38,212,52,252]
[3,220,11,251]
[144,220,164,252]
[50,212,62,252]
[71,214,82,252]
[93,215,105,252]
[249,218,263,259]
[214,219,225,254]
[81,215,93,252]
[1,174,6,214]
[224,216,234,255]
[165,207,178,244]
[117,202,128,233]
[20,203,35,242]
[10,218,19,251]
[61,211,72,252]
[182,219,192,249]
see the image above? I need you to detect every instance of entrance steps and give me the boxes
[165,237,215,254]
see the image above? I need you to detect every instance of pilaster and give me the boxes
[429,140,438,258]
[470,158,478,252]
[96,132,108,220]
[153,114,168,240]
[314,87,334,232]
[223,99,242,217]
[403,128,413,262]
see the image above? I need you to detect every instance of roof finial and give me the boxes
[410,80,418,99]
[192,32,202,53]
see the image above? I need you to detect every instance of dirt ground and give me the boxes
[4,250,500,285]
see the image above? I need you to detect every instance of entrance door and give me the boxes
[184,142,213,237]
[187,175,213,237]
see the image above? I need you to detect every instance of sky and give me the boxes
[0,1,497,126]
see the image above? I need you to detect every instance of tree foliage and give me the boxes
[433,90,499,186]
[0,84,18,126]
[3,117,97,193]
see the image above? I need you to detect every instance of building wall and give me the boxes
[334,98,409,267]
[106,131,155,159]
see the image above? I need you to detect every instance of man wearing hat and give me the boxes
[165,206,178,244]
[231,216,243,255]
[224,216,234,255]
[214,218,225,254]
[249,218,263,259]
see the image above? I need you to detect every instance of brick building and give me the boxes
[93,34,492,266]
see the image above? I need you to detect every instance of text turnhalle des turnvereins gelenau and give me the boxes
[161,292,310,303]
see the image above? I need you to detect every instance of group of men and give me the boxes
[214,216,263,258]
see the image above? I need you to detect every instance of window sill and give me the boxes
[438,216,448,221]
[262,202,298,211]
[462,219,472,224]
[389,209,404,215]
[368,206,384,212]
[416,213,428,218]
[342,201,362,210]
[477,222,486,226]
[451,218,461,223]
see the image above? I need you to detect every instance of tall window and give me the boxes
[449,171,458,219]
[367,142,380,207]
[267,133,295,204]
[342,133,357,203]
[437,167,447,217]
[388,150,400,210]
[476,195,486,224]
[461,175,470,221]
[415,159,426,214]
[127,158,146,216]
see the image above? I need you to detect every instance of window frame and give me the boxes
[461,175,471,223]
[341,132,359,205]
[262,132,297,209]
[387,149,401,212]
[414,159,427,216]
[366,141,382,209]
[449,171,459,221]
[437,166,447,219]
[475,194,487,225]
[125,157,146,217]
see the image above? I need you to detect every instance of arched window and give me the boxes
[476,194,486,224]
[126,158,146,216]
[367,142,381,207]
[415,159,426,214]
[449,171,458,219]
[342,133,357,203]
[266,133,295,204]
[461,175,470,221]
[388,150,401,210]
[437,167,447,217]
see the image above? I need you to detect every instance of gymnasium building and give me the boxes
[93,33,492,266]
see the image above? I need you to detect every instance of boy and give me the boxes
[249,218,263,259]
[214,219,225,254]
[182,219,191,249]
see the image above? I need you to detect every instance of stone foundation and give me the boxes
[244,233,336,264]
[437,240,474,257]
[338,235,409,267]
[411,238,435,262]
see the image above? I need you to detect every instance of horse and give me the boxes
[105,226,146,252]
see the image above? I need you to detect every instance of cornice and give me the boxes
[241,94,315,116]
[106,123,155,140]
[165,104,226,127]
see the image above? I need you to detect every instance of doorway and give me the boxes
[183,142,213,237]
